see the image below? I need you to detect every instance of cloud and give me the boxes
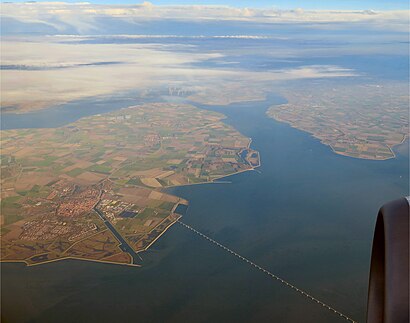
[0,37,357,111]
[1,2,408,34]
[0,3,393,112]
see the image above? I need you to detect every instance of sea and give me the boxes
[1,93,408,323]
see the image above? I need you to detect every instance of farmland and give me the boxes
[268,82,409,160]
[0,102,259,266]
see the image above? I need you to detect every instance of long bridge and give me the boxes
[177,220,358,323]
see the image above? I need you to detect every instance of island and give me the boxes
[0,102,260,266]
[267,82,409,160]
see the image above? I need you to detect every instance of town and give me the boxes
[1,102,260,266]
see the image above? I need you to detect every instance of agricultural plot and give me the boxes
[1,102,259,266]
[268,82,409,160]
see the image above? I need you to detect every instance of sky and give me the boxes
[1,0,409,10]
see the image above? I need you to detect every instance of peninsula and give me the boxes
[267,82,408,160]
[0,102,259,266]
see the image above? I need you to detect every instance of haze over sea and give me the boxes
[1,2,409,322]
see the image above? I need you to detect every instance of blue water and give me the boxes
[1,92,148,130]
[175,204,189,216]
[1,95,408,323]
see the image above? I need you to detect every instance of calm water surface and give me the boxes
[1,95,408,323]
[1,92,149,130]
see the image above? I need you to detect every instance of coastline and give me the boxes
[1,101,262,268]
[161,137,261,190]
[0,256,141,268]
[269,113,407,161]
[1,140,261,268]
[322,134,408,161]
[0,204,186,268]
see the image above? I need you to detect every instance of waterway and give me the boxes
[93,206,141,265]
[1,94,408,323]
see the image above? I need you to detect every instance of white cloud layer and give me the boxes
[2,2,401,112]
[1,2,408,34]
[1,38,357,111]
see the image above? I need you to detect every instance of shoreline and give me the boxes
[1,104,261,269]
[161,138,261,190]
[1,148,261,269]
[324,134,408,161]
[270,113,407,161]
[0,200,186,268]
[0,256,141,268]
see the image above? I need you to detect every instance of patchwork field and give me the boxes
[1,102,259,266]
[268,82,409,160]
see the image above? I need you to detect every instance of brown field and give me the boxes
[118,187,150,197]
[156,170,175,179]
[62,161,94,172]
[76,171,106,183]
[103,252,132,264]
[65,230,122,260]
[1,102,258,266]
[13,147,36,157]
[140,178,162,188]
[167,159,183,164]
[148,191,163,200]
